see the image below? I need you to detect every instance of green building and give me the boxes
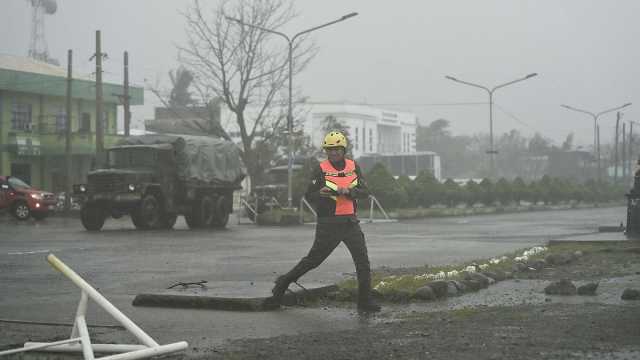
[0,54,143,192]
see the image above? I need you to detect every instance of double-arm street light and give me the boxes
[445,73,538,177]
[561,102,632,181]
[227,12,358,209]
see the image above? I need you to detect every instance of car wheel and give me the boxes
[81,204,105,231]
[11,201,31,221]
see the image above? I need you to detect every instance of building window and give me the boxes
[11,102,33,131]
[55,109,67,133]
[369,128,373,152]
[79,113,91,133]
[362,126,366,152]
[354,127,359,150]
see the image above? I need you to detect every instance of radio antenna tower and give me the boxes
[27,0,58,65]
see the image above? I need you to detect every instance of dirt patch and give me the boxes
[197,241,640,360]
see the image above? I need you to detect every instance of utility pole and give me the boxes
[597,125,601,183]
[630,122,634,182]
[123,51,131,136]
[64,49,73,212]
[93,30,105,160]
[614,112,620,184]
[622,122,627,181]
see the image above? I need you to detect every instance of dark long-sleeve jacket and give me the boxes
[304,158,370,223]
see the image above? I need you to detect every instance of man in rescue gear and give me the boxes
[268,131,381,313]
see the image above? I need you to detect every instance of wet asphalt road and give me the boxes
[0,206,627,352]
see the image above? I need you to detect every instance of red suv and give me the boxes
[0,176,56,220]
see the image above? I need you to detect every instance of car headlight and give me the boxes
[30,193,42,200]
[128,184,137,192]
[79,185,87,193]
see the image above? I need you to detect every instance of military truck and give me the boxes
[75,134,246,231]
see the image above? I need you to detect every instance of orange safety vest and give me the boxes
[320,159,359,216]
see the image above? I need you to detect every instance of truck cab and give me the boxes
[76,144,180,230]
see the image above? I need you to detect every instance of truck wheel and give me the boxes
[11,201,31,220]
[32,211,49,221]
[186,195,215,229]
[200,195,215,227]
[81,204,105,231]
[211,196,229,228]
[134,194,163,230]
[162,213,178,229]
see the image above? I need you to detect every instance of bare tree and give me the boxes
[179,0,316,184]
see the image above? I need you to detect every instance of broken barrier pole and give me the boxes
[0,254,188,360]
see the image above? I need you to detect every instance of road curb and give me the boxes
[132,284,339,311]
[549,240,633,246]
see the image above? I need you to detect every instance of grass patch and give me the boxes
[450,307,480,319]
[336,246,550,301]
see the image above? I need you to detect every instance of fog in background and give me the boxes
[1,0,638,148]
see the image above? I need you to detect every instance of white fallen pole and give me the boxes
[46,254,159,348]
[97,342,189,360]
[0,338,81,356]
[23,343,147,354]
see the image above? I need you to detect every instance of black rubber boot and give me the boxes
[271,275,291,301]
[356,269,381,314]
[358,298,381,314]
[263,275,291,310]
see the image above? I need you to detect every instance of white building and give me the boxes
[220,101,441,179]
[300,102,417,159]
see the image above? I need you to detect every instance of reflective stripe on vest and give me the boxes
[320,159,358,215]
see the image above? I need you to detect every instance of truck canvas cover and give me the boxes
[116,134,246,186]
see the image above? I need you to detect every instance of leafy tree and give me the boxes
[479,178,495,206]
[494,178,512,206]
[396,175,420,208]
[511,177,527,205]
[529,133,553,155]
[366,163,408,209]
[442,178,461,207]
[416,119,473,178]
[562,133,574,151]
[463,179,481,207]
[413,170,441,207]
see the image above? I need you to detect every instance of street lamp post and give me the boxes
[227,12,358,209]
[445,73,538,177]
[561,102,632,182]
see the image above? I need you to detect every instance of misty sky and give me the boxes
[1,0,638,149]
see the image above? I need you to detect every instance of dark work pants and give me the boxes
[282,221,373,302]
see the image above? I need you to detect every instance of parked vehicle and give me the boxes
[244,164,303,221]
[0,176,56,220]
[75,134,246,231]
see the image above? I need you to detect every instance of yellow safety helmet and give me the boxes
[322,131,348,149]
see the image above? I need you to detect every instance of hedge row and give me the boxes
[365,163,627,210]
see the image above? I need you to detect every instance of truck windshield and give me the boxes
[108,148,157,168]
[266,169,288,184]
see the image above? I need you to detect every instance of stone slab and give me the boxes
[132,282,338,312]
